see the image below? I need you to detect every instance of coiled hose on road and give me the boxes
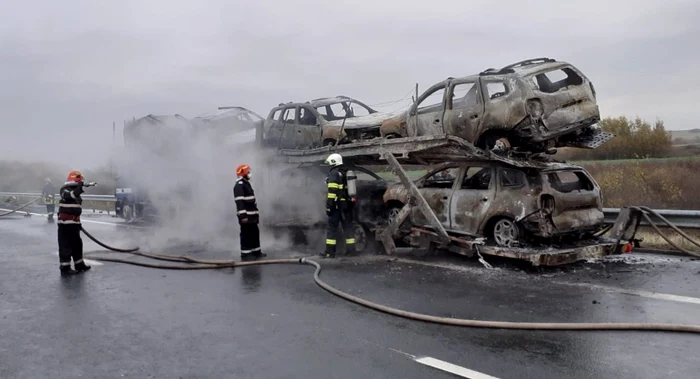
[0,197,41,217]
[79,226,700,334]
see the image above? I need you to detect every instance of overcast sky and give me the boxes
[1,0,698,167]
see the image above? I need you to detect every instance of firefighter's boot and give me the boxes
[60,267,79,276]
[74,261,91,273]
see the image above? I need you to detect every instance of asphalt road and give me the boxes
[2,211,700,378]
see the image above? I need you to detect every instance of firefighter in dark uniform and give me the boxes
[234,164,266,261]
[42,178,56,221]
[322,153,356,258]
[57,170,96,276]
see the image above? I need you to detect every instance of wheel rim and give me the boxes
[353,225,367,253]
[388,207,401,223]
[493,219,519,247]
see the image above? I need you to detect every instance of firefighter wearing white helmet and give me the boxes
[321,153,357,258]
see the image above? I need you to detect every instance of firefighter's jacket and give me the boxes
[326,167,349,213]
[233,178,259,224]
[58,182,84,224]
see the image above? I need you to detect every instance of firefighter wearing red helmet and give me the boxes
[57,170,96,276]
[233,164,266,261]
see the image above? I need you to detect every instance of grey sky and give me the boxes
[1,0,698,167]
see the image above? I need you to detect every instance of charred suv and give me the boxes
[380,58,611,153]
[261,96,399,150]
[382,161,606,247]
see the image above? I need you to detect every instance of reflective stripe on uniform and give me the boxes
[327,193,337,199]
[60,262,72,267]
[325,239,336,245]
[345,238,355,244]
[237,210,259,215]
[241,247,262,254]
[59,204,81,208]
[234,196,255,201]
[57,220,81,224]
[74,259,83,264]
[327,183,342,189]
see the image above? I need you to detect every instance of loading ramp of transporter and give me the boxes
[263,134,567,168]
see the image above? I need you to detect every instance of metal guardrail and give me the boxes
[603,208,700,229]
[2,192,699,229]
[0,192,116,202]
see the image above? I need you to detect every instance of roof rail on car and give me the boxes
[501,57,556,71]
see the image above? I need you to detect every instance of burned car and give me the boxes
[260,163,390,253]
[191,106,264,147]
[261,96,400,150]
[380,58,611,153]
[382,161,606,247]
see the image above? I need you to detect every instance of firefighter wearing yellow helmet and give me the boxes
[322,153,357,258]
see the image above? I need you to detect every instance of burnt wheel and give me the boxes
[492,218,521,247]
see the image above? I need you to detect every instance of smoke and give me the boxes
[113,113,326,257]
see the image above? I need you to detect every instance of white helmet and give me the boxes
[324,153,343,167]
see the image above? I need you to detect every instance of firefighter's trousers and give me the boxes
[325,208,355,255]
[240,222,262,257]
[46,204,55,215]
[57,224,84,270]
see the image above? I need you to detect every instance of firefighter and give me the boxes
[57,170,96,276]
[42,178,56,221]
[234,164,266,261]
[322,153,357,258]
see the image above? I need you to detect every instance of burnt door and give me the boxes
[295,106,323,149]
[407,82,448,137]
[411,166,460,229]
[449,165,496,236]
[442,79,484,143]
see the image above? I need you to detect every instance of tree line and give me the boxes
[558,116,673,161]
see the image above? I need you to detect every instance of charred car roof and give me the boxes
[271,95,376,112]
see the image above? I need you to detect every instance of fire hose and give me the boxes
[79,226,700,334]
[0,197,41,217]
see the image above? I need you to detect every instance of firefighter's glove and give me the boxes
[240,218,248,224]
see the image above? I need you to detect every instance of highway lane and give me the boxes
[1,214,700,378]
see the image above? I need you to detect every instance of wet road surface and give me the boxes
[2,212,700,378]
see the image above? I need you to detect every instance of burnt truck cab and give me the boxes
[260,163,391,252]
[382,161,605,247]
[380,58,611,153]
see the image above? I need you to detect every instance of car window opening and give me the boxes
[462,167,490,190]
[500,169,525,187]
[548,171,594,193]
[486,82,508,100]
[423,168,456,189]
[531,68,584,93]
[417,86,447,113]
[451,82,478,108]
[299,108,317,126]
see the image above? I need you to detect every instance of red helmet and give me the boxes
[236,164,251,177]
[67,170,84,183]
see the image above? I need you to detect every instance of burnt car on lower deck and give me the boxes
[382,160,606,247]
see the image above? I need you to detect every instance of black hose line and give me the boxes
[79,226,700,334]
[0,197,41,217]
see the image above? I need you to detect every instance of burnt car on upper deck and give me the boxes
[380,58,611,153]
[260,96,400,150]
[382,161,606,247]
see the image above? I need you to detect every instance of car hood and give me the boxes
[325,110,404,130]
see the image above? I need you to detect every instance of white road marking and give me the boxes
[53,251,103,266]
[554,281,700,306]
[414,356,500,379]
